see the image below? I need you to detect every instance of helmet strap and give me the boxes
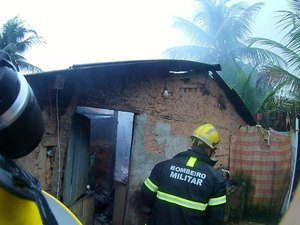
[192,140,213,157]
[208,149,215,158]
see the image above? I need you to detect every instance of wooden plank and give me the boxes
[70,194,95,225]
[63,112,90,206]
[112,183,127,225]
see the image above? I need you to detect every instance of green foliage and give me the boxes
[0,16,44,72]
[219,59,266,114]
[164,0,282,66]
[163,0,300,116]
[249,0,300,114]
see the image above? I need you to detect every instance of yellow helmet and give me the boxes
[191,124,219,149]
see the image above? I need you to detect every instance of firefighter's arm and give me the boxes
[205,204,226,225]
[141,181,156,209]
[140,165,160,208]
[205,177,227,224]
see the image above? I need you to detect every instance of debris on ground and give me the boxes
[93,187,114,225]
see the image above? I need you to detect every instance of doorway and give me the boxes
[63,106,134,225]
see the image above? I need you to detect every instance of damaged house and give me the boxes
[17,59,296,225]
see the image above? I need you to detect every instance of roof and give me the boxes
[25,59,256,125]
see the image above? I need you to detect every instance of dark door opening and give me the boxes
[64,106,134,225]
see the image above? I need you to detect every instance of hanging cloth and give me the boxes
[230,125,291,217]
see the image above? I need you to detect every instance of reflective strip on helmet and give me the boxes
[208,195,226,206]
[207,127,217,134]
[200,136,215,148]
[144,178,158,193]
[186,157,197,167]
[157,191,207,211]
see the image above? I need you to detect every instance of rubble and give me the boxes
[93,187,114,225]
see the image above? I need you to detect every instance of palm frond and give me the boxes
[18,60,42,73]
[162,45,216,63]
[0,16,44,72]
[275,10,300,48]
[228,2,264,40]
[249,37,300,75]
[232,44,287,67]
[172,16,213,47]
[15,35,45,53]
[288,0,300,11]
[261,66,300,92]
[256,66,300,112]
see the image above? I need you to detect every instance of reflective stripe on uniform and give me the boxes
[157,191,207,211]
[208,195,226,206]
[186,157,197,167]
[144,178,158,192]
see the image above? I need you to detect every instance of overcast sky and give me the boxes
[1,0,290,72]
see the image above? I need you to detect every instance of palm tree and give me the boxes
[0,16,44,72]
[162,0,286,114]
[164,0,284,65]
[248,0,300,114]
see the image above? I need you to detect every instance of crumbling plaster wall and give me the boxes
[83,74,244,167]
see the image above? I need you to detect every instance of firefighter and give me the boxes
[141,123,226,225]
[0,50,82,225]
